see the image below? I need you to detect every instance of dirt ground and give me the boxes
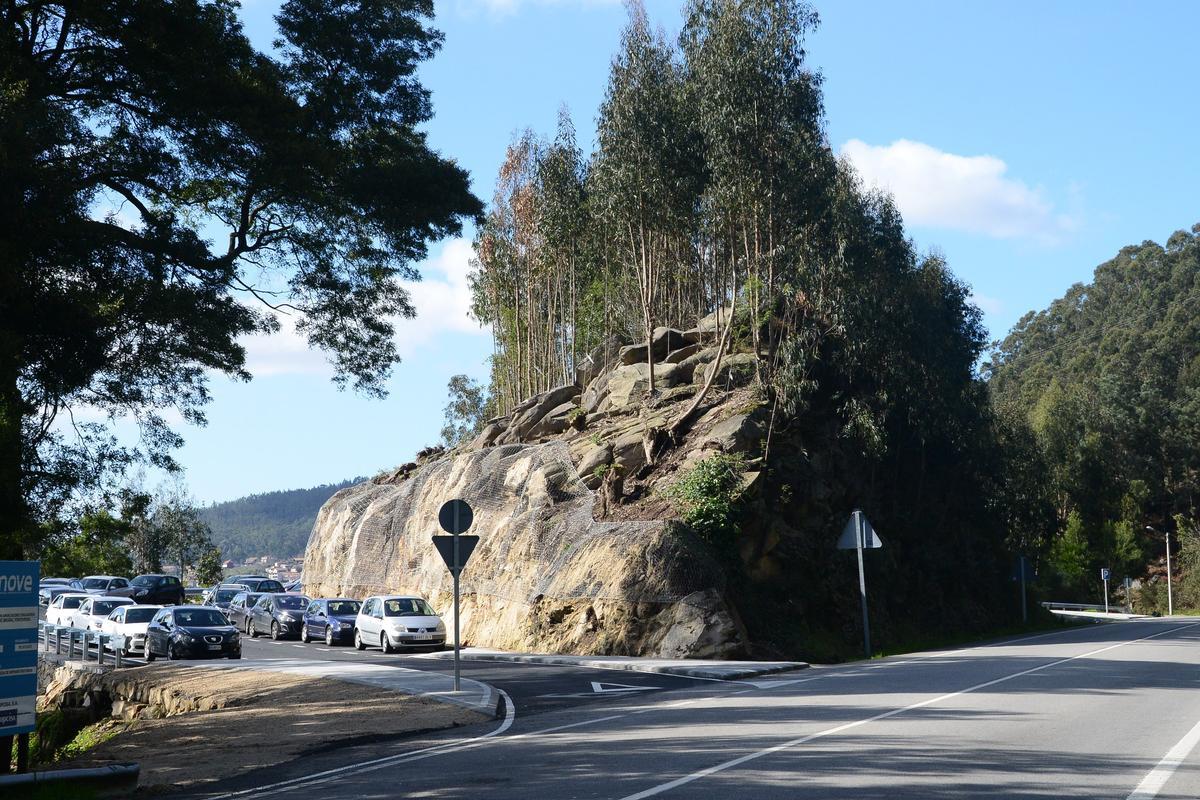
[61,665,488,792]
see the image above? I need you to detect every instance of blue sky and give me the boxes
[172,0,1199,503]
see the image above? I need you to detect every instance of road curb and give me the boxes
[424,650,809,680]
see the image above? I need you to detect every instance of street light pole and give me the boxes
[1147,526,1173,616]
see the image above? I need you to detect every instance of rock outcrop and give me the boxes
[304,342,769,659]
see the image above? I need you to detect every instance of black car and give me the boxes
[111,574,185,605]
[144,606,241,660]
[248,593,310,640]
[227,591,264,634]
[301,599,361,645]
[229,577,285,594]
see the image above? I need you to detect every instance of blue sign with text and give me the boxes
[0,560,39,736]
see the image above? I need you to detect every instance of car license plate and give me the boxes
[415,634,433,640]
[207,644,222,650]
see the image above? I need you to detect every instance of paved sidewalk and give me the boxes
[181,658,499,715]
[418,648,807,680]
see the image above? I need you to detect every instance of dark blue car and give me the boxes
[301,598,361,646]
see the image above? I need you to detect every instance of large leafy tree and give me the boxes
[1,0,482,556]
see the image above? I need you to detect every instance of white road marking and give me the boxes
[618,622,1200,800]
[592,681,660,694]
[1125,716,1200,799]
[210,688,517,800]
[290,644,305,649]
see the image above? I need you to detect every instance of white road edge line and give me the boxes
[618,622,1200,800]
[1125,716,1200,800]
[210,688,516,800]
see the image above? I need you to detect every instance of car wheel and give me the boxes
[301,624,310,643]
[249,621,259,638]
[166,643,178,661]
[325,626,335,647]
[381,632,395,654]
[354,630,365,650]
[270,621,281,641]
[144,641,156,662]
[228,653,241,660]
[244,618,252,635]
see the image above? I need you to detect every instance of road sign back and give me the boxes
[433,534,479,575]
[837,511,883,550]
[439,499,474,534]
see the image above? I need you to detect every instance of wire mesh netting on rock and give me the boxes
[303,441,726,611]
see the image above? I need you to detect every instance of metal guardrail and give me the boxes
[1041,601,1133,614]
[37,621,135,668]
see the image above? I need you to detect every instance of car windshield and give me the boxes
[258,580,285,593]
[81,578,110,589]
[92,600,126,615]
[383,598,436,617]
[124,609,156,624]
[174,609,229,627]
[275,595,307,610]
[328,601,361,616]
[131,576,161,587]
[214,589,238,603]
[62,596,86,609]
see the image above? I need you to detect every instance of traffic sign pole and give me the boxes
[453,504,461,692]
[855,511,871,659]
[1019,556,1027,624]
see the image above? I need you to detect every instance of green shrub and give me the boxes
[664,453,748,547]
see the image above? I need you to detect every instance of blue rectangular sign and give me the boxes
[0,560,39,737]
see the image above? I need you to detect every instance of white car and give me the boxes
[68,596,135,632]
[354,595,446,653]
[100,604,160,655]
[46,593,93,627]
[78,575,131,595]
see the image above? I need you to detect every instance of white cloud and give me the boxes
[240,237,487,376]
[840,139,1080,243]
[969,292,1004,316]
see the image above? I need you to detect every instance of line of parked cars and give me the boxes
[40,573,449,661]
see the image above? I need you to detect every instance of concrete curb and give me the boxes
[423,649,809,681]
[0,762,139,796]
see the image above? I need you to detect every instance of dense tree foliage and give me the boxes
[471,1,1024,655]
[199,479,359,561]
[440,375,488,447]
[988,226,1200,598]
[0,0,481,557]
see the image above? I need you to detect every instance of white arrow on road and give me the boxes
[539,681,663,699]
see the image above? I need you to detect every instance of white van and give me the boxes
[354,595,446,653]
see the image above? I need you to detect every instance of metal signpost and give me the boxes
[1101,567,1111,614]
[433,499,478,692]
[836,510,883,659]
[0,560,39,774]
[1013,555,1030,624]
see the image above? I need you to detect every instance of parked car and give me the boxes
[284,579,303,593]
[78,575,131,595]
[231,577,285,594]
[100,605,160,656]
[203,584,247,612]
[39,577,74,586]
[227,591,264,634]
[248,593,311,640]
[354,596,446,653]
[144,606,241,661]
[46,593,93,627]
[301,599,361,645]
[110,574,185,605]
[68,596,135,632]
[39,585,76,607]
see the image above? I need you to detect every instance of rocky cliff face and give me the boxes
[304,319,768,658]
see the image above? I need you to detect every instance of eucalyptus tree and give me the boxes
[1,0,481,555]
[591,2,702,391]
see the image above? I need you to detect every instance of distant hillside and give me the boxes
[201,479,362,561]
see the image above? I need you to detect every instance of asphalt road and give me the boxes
[235,635,726,716]
[191,618,1200,800]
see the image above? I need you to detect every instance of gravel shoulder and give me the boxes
[58,664,487,792]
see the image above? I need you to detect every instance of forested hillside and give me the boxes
[466,0,1028,657]
[200,479,360,562]
[988,226,1200,602]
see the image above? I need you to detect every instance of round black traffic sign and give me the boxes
[438,499,474,534]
